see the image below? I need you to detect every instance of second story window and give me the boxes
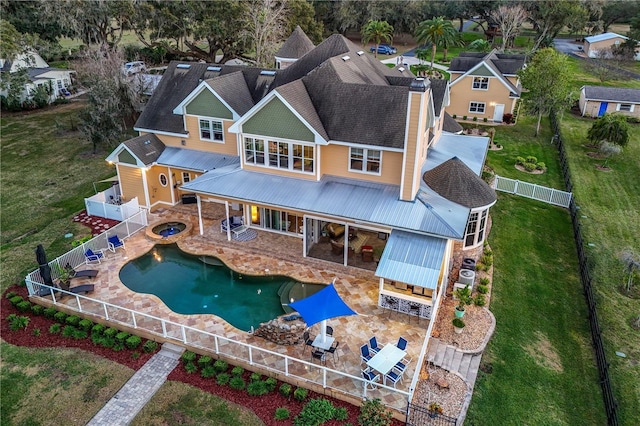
[350,148,381,174]
[182,172,191,183]
[199,118,224,142]
[244,137,314,173]
[472,77,489,90]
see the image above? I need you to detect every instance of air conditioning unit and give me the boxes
[458,269,475,286]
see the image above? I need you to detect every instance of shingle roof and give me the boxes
[423,157,496,208]
[276,26,315,59]
[121,134,166,166]
[449,50,525,76]
[205,71,255,116]
[430,79,448,113]
[276,80,329,140]
[442,112,463,134]
[582,85,640,103]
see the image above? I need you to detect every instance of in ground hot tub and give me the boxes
[145,220,193,243]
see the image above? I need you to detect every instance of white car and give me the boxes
[122,61,146,76]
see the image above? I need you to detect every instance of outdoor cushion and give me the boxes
[326,223,345,239]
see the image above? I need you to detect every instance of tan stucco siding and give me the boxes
[242,162,319,181]
[446,77,515,120]
[449,72,463,82]
[320,144,403,185]
[402,93,422,201]
[579,97,640,118]
[117,164,147,207]
[184,116,239,155]
[147,166,174,207]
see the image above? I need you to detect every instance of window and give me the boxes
[618,103,634,112]
[199,118,223,142]
[349,148,381,174]
[244,137,314,173]
[251,206,302,234]
[472,77,489,90]
[464,209,488,248]
[182,172,191,183]
[159,174,168,187]
[469,102,485,113]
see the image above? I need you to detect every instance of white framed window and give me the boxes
[464,209,488,249]
[243,137,314,173]
[617,103,634,112]
[469,102,486,113]
[182,172,191,183]
[472,77,489,90]
[349,147,381,174]
[159,173,168,187]
[199,118,224,142]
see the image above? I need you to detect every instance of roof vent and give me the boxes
[143,139,151,145]
[398,67,405,72]
[207,66,221,71]
[260,70,277,76]
[356,50,365,56]
[176,64,191,69]
[341,55,350,61]
[409,77,427,92]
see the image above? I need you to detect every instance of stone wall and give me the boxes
[253,315,307,345]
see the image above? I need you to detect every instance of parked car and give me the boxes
[122,61,146,76]
[370,44,397,55]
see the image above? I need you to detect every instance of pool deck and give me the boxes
[43,205,432,411]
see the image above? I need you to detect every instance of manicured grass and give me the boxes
[0,343,133,426]
[466,194,606,425]
[0,103,115,292]
[565,56,640,91]
[130,381,264,426]
[559,113,640,426]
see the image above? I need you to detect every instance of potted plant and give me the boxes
[53,264,73,291]
[452,318,465,334]
[454,285,472,318]
[427,402,443,418]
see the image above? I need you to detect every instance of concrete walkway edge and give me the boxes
[87,343,184,426]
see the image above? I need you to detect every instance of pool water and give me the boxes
[119,244,318,331]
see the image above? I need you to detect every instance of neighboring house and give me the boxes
[0,50,74,103]
[106,31,495,316]
[579,85,640,118]
[583,32,628,58]
[274,25,315,70]
[446,50,526,122]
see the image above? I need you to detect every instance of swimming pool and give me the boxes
[119,244,322,331]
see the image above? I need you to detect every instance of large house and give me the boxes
[447,50,526,122]
[0,50,74,103]
[106,32,495,318]
[579,85,640,118]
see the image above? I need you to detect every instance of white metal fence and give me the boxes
[24,209,411,411]
[493,175,572,208]
[85,185,140,221]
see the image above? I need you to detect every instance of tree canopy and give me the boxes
[587,113,630,147]
[517,48,574,136]
[414,17,459,70]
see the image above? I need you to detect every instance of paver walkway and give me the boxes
[87,343,184,426]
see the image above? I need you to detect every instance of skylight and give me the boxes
[176,64,191,69]
[341,55,350,61]
[207,66,221,71]
[357,51,364,56]
[260,70,277,76]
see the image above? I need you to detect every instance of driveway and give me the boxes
[553,38,583,57]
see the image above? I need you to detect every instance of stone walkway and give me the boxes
[87,343,184,426]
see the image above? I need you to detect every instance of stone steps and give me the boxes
[426,338,483,386]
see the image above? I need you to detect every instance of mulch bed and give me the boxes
[73,210,121,236]
[2,285,403,426]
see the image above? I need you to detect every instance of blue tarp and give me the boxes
[289,283,357,327]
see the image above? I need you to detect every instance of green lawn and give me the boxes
[559,113,640,426]
[565,56,640,92]
[466,117,606,425]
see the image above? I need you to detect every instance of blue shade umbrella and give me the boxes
[289,281,358,343]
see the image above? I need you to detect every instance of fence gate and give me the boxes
[406,403,457,426]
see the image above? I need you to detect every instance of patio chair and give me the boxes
[393,355,412,375]
[384,369,402,388]
[71,269,99,279]
[220,216,244,233]
[397,336,408,351]
[107,235,125,252]
[326,325,334,336]
[326,341,340,362]
[360,344,372,364]
[361,367,380,390]
[369,336,382,354]
[302,331,315,354]
[311,349,326,365]
[85,249,105,265]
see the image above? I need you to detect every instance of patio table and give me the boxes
[231,225,249,237]
[366,343,406,382]
[312,335,335,351]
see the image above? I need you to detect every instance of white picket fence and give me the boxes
[493,175,572,208]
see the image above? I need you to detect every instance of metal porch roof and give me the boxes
[156,147,240,172]
[424,133,488,176]
[375,230,447,289]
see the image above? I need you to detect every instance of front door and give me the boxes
[493,104,505,122]
[598,102,608,117]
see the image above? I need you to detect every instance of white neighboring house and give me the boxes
[583,32,640,60]
[0,50,75,103]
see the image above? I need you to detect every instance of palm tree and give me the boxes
[415,17,459,71]
[361,20,394,59]
[468,39,492,53]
